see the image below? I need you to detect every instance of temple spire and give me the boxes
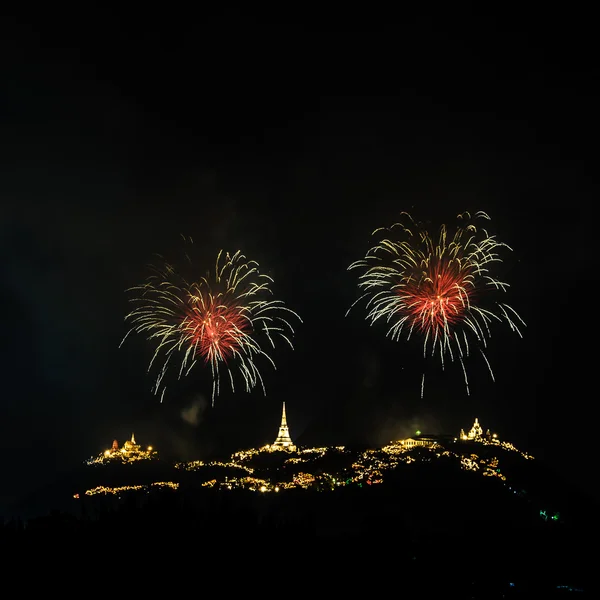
[468,417,483,440]
[271,402,296,451]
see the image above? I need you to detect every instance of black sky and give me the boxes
[2,9,599,511]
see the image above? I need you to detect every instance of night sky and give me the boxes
[2,10,598,511]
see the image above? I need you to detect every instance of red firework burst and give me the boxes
[401,256,474,339]
[182,294,251,364]
[347,211,525,396]
[122,244,302,404]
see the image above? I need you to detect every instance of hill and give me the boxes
[1,435,596,595]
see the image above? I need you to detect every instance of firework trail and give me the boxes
[347,211,525,396]
[121,238,302,405]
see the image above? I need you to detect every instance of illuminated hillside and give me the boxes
[17,412,587,594]
[172,422,534,493]
[76,417,537,502]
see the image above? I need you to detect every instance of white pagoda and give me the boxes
[271,402,296,451]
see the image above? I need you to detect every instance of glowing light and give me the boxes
[82,481,179,496]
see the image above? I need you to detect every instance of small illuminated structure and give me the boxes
[401,436,437,448]
[270,402,296,452]
[459,418,508,445]
[85,432,157,465]
[469,418,483,439]
[122,432,141,453]
[460,417,485,441]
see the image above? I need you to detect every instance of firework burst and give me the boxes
[121,240,302,405]
[347,211,525,396]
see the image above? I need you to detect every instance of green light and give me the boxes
[415,430,421,436]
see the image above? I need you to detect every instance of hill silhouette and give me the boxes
[1,437,596,595]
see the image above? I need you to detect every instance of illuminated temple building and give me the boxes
[270,402,296,452]
[394,418,498,449]
[400,435,443,449]
[459,417,497,442]
[85,432,157,465]
[122,433,141,452]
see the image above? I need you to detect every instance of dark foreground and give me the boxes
[2,482,595,597]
